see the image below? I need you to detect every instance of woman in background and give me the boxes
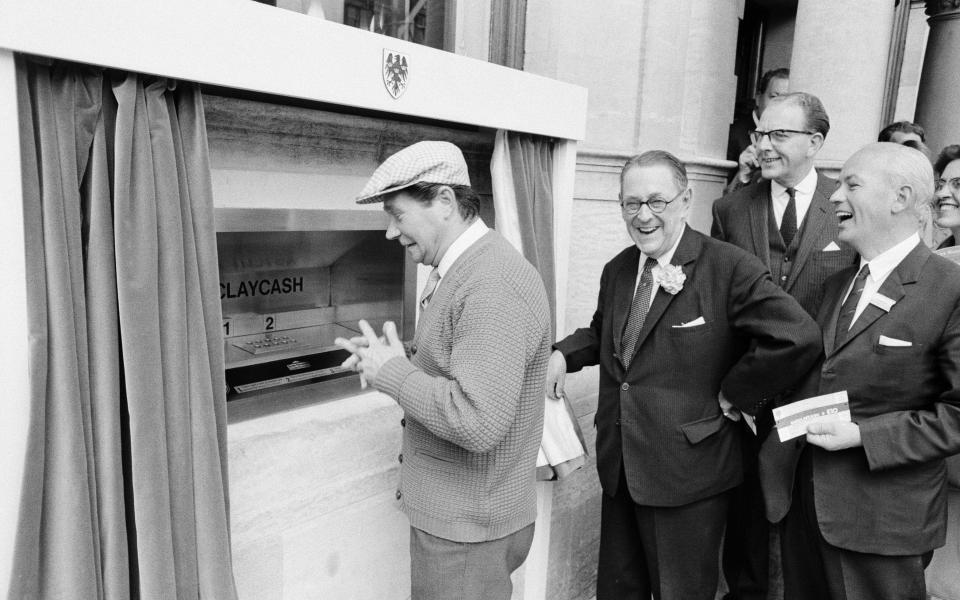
[928,143,960,600]
[934,145,960,248]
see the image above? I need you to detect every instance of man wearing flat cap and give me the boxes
[336,141,552,600]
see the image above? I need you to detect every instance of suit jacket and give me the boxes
[760,242,960,555]
[554,227,820,507]
[711,171,857,317]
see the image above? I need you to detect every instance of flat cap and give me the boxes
[356,140,471,203]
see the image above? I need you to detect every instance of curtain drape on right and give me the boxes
[10,56,236,600]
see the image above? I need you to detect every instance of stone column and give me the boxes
[789,0,896,175]
[915,0,960,158]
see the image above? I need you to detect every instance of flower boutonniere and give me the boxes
[654,264,685,295]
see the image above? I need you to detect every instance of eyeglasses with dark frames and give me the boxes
[621,189,685,215]
[936,177,960,194]
[750,129,817,145]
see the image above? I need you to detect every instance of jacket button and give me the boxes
[621,383,629,391]
[615,418,621,426]
[400,418,406,427]
[398,453,403,463]
[780,275,787,281]
[784,256,790,262]
[396,490,402,500]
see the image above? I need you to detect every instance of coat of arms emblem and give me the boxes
[382,49,409,99]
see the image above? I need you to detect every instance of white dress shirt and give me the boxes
[634,224,685,310]
[844,233,921,327]
[771,167,818,229]
[434,218,490,289]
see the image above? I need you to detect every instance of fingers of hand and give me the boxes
[806,422,834,436]
[335,337,359,354]
[357,319,379,344]
[383,321,403,347]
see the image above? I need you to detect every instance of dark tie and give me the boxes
[834,264,870,347]
[621,257,657,368]
[780,187,797,247]
[419,268,441,310]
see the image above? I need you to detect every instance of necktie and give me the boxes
[780,187,798,247]
[419,268,441,310]
[621,257,657,369]
[834,264,870,347]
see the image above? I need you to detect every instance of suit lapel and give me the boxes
[748,182,772,267]
[612,247,640,362]
[625,227,700,366]
[785,175,831,291]
[829,243,928,356]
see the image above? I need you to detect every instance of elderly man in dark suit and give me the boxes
[762,142,960,600]
[711,91,856,600]
[545,150,821,600]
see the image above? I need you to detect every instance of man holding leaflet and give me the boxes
[761,142,960,600]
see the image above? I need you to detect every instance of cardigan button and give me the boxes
[396,490,402,500]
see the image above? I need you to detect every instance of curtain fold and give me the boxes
[11,56,236,600]
[491,130,556,334]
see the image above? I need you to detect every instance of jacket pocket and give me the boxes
[680,412,727,445]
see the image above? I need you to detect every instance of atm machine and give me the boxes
[0,2,586,598]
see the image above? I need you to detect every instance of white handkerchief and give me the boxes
[822,241,841,252]
[870,294,896,312]
[673,316,706,328]
[878,335,912,347]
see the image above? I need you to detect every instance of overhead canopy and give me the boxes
[0,0,587,141]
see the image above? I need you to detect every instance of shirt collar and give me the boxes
[641,223,685,268]
[861,232,921,283]
[437,218,489,278]
[770,166,817,199]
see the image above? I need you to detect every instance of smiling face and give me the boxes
[755,101,823,188]
[830,147,915,259]
[383,191,449,266]
[619,164,690,259]
[935,159,960,231]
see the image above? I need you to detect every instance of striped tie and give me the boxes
[834,264,870,347]
[419,268,442,310]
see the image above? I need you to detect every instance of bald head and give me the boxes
[831,142,933,259]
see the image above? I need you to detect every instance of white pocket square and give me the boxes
[822,241,841,252]
[879,335,912,347]
[673,316,706,328]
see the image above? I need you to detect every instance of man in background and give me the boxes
[727,67,790,188]
[336,141,551,600]
[712,91,856,600]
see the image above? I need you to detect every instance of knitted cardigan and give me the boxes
[375,230,551,542]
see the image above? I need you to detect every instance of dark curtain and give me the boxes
[10,55,236,600]
[506,132,556,333]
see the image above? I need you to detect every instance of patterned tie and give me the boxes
[621,257,657,369]
[780,187,798,247]
[834,264,870,347]
[419,268,442,310]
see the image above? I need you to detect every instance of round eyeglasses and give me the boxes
[621,189,685,215]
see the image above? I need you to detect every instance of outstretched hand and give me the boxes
[335,320,406,388]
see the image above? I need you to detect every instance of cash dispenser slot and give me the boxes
[217,208,415,400]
